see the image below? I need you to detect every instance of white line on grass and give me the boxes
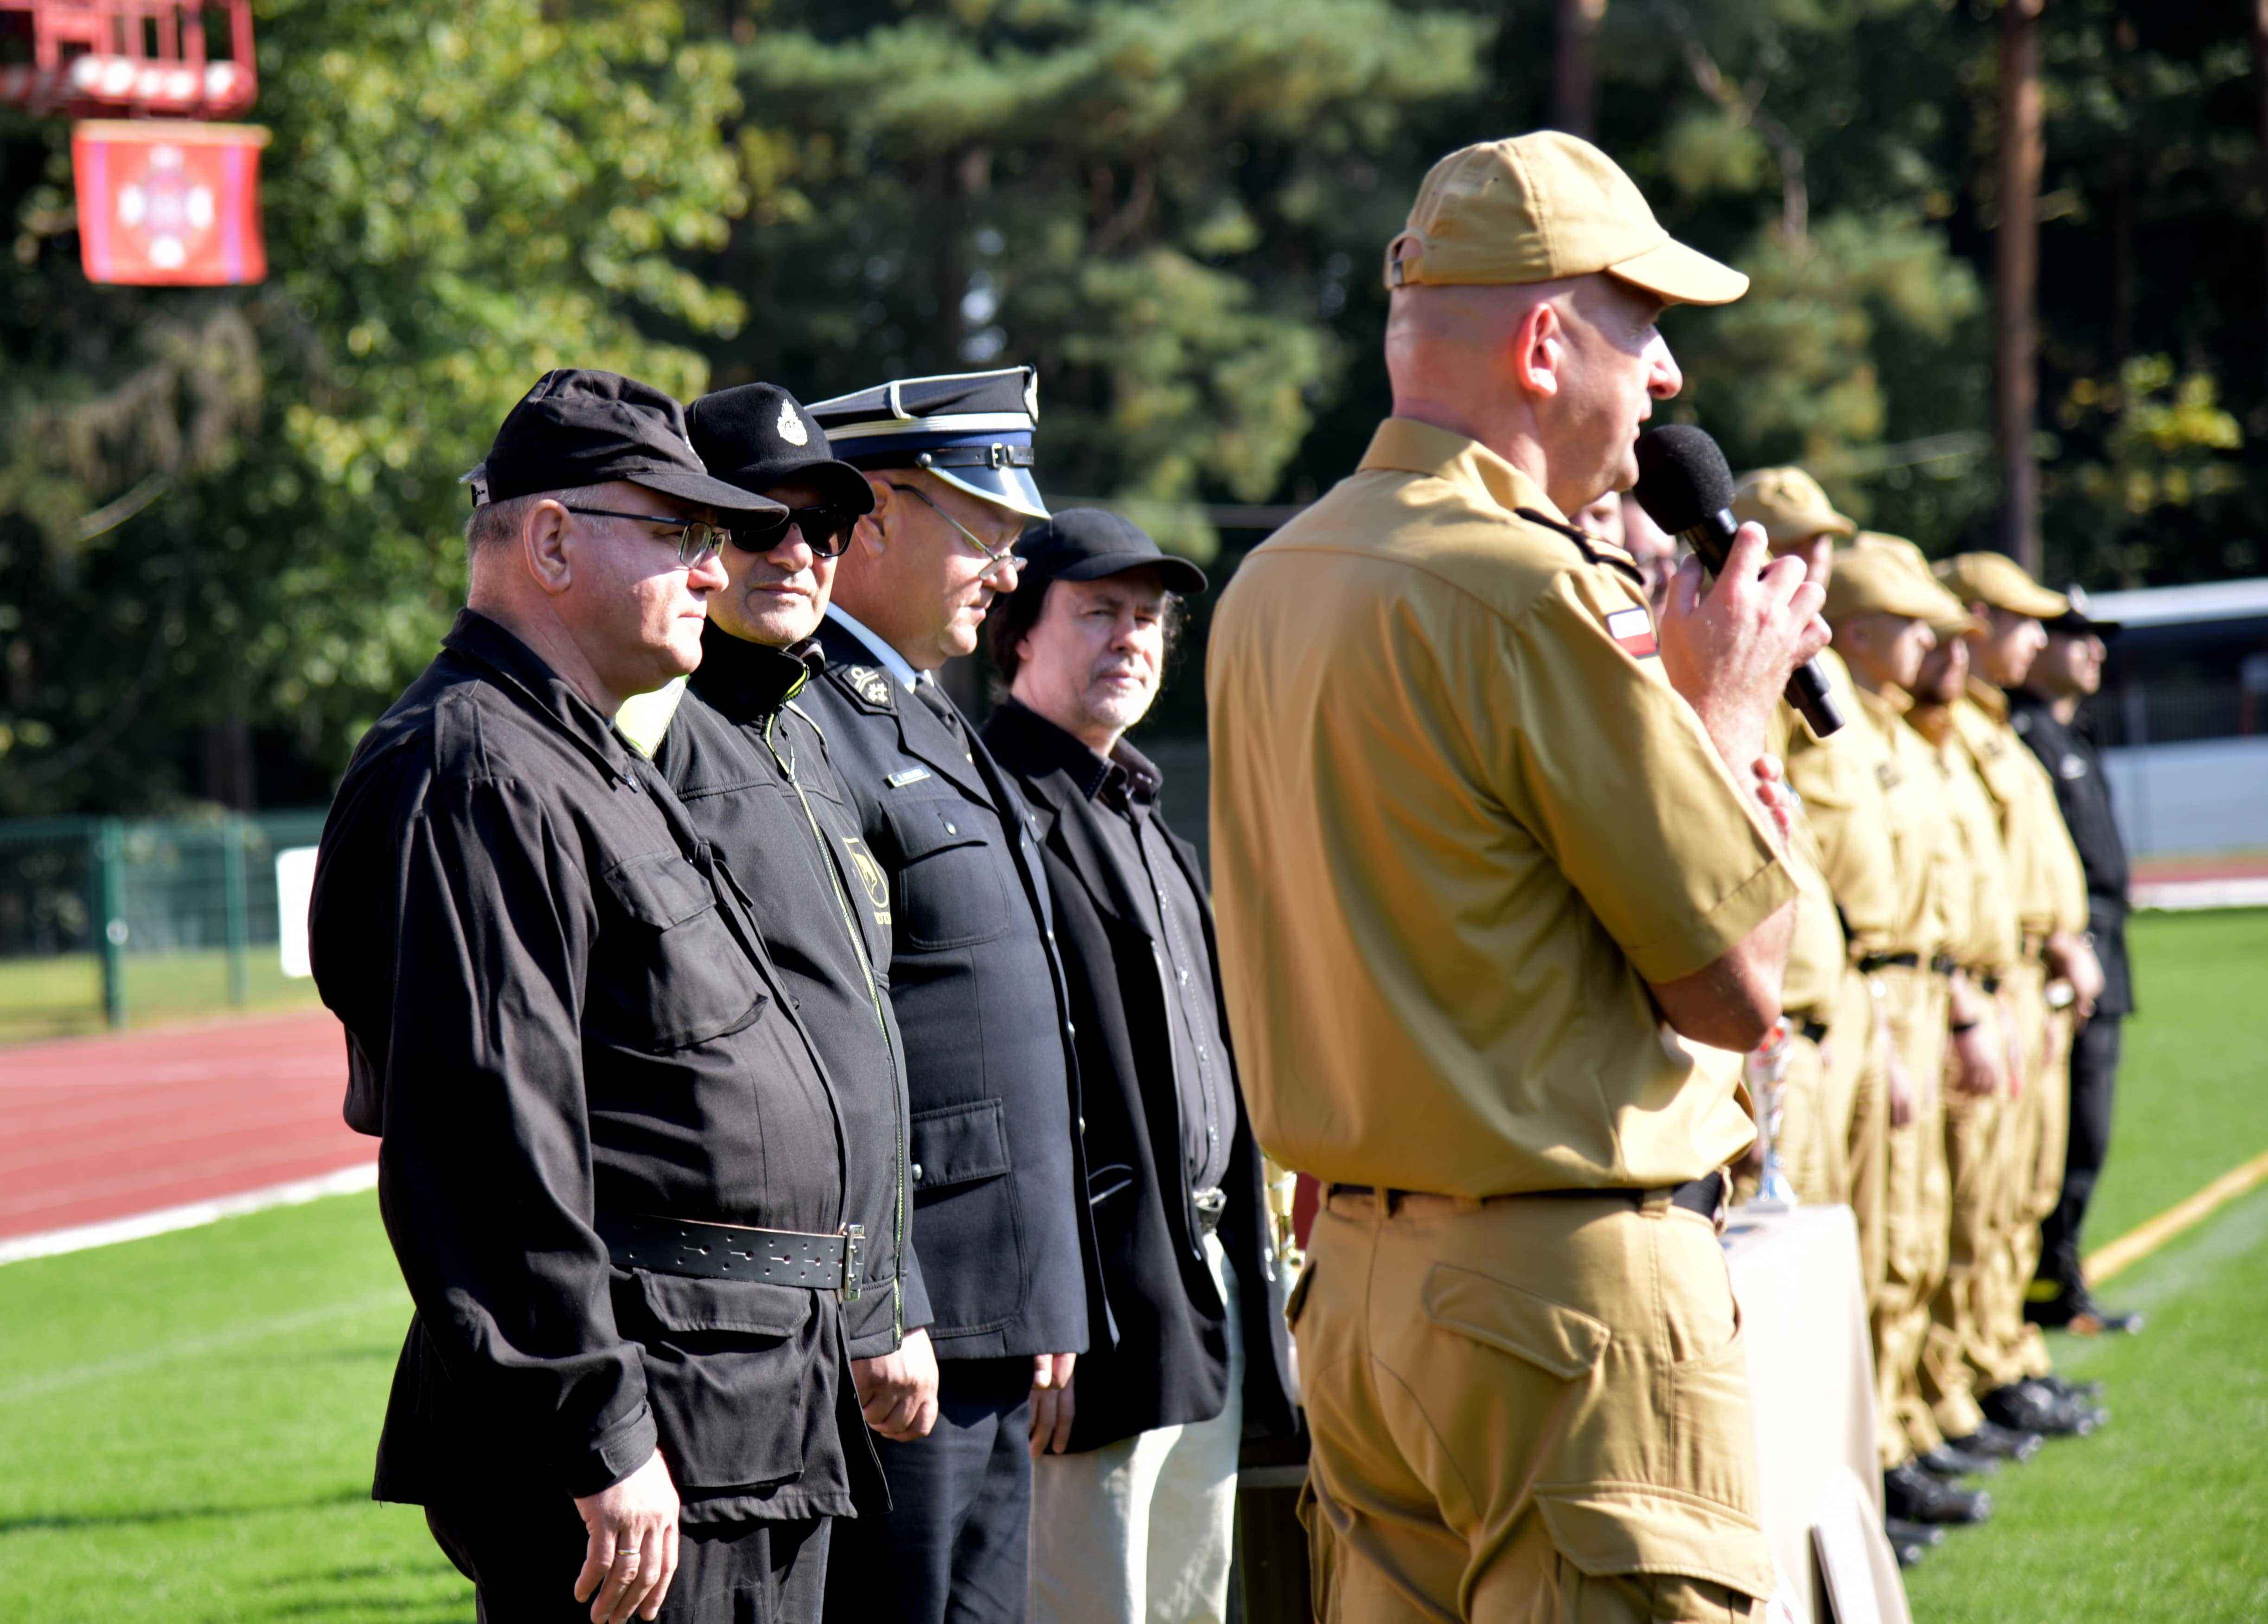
[0,1287,405,1405]
[0,1161,378,1267]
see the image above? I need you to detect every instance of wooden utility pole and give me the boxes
[1553,0,1606,139]
[1995,0,2046,575]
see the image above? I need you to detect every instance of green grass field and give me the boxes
[0,949,325,1044]
[2,910,2264,1620]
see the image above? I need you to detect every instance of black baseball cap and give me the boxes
[685,383,875,516]
[2048,585,2123,638]
[462,369,787,520]
[1014,509,1207,596]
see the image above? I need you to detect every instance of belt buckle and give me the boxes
[840,1223,864,1301]
[1191,1187,1227,1236]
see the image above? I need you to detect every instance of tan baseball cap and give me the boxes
[1385,131,1749,306]
[1854,533,1984,636]
[1933,551,2070,621]
[1731,466,1856,545]
[1825,535,1974,626]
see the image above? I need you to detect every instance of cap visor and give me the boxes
[626,465,788,520]
[933,463,1050,522]
[1608,238,1750,307]
[1056,550,1209,595]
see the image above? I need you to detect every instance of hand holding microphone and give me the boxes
[1631,424,1842,742]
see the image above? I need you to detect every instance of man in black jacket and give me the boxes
[311,370,876,1624]
[644,381,939,1442]
[800,369,1103,1624]
[981,510,1298,1624]
[2012,591,2142,1335]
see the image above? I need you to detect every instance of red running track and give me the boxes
[0,1010,369,1243]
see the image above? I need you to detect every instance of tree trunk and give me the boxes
[2253,0,2268,399]
[1553,0,1605,139]
[1995,0,2046,576]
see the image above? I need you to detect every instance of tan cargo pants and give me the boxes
[1872,965,1949,1470]
[1296,1188,1774,1623]
[1922,995,2007,1442]
[1987,962,2076,1385]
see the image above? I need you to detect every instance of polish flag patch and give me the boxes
[1606,605,1659,658]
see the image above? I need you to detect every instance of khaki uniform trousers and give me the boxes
[1296,1189,1773,1624]
[1872,965,1949,1470]
[1991,963,2076,1384]
[1819,968,1876,1260]
[1921,996,2008,1443]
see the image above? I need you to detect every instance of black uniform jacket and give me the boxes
[653,627,926,1360]
[2011,691,2135,1017]
[798,616,1103,1360]
[982,703,1298,1452]
[312,611,869,1525]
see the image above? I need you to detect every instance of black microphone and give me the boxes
[1631,424,1845,740]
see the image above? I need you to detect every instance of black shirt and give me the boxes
[653,626,926,1359]
[2011,689,2135,1017]
[311,610,860,1524]
[984,701,1236,1193]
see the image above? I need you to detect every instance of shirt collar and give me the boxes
[1966,676,2010,722]
[689,623,823,719]
[988,698,1163,807]
[441,608,637,781]
[824,604,921,692]
[1357,417,1568,527]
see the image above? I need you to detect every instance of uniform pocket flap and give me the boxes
[909,1098,1013,1189]
[1419,1263,1610,1381]
[1534,1486,1774,1595]
[882,797,987,864]
[602,850,716,929]
[630,1269,814,1339]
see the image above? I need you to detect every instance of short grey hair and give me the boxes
[463,490,568,561]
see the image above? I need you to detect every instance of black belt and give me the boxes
[1858,952,1919,974]
[1929,953,1959,977]
[601,1213,864,1297]
[1191,1186,1227,1238]
[1325,1171,1724,1221]
[1799,1018,1831,1045]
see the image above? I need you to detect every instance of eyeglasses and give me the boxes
[562,505,785,568]
[887,482,1021,578]
[732,506,858,560]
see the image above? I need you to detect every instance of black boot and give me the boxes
[1982,1381,2098,1437]
[1884,1460,1993,1524]
[1944,1419,2043,1463]
[1916,1441,2001,1478]
[2027,1283,2142,1334]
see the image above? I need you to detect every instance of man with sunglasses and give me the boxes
[798,369,1105,1624]
[646,382,939,1458]
[312,369,881,1624]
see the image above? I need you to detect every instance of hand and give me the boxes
[852,1327,939,1442]
[573,1451,680,1624]
[1028,1351,1076,1460]
[1657,520,1830,772]
[1751,754,1795,845]
[1949,1022,2000,1097]
[1885,1049,1916,1130]
[1998,990,2025,1100]
[2047,932,2105,1019]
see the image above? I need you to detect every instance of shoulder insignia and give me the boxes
[841,665,895,709]
[1603,604,1659,659]
[1514,506,1644,585]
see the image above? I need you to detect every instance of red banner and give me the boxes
[72,120,270,286]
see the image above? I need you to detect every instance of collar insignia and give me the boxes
[845,665,894,707]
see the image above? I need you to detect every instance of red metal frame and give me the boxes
[0,1,256,118]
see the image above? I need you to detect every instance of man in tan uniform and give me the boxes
[1935,554,2107,1439]
[1814,542,1992,1530]
[1208,132,1827,1622]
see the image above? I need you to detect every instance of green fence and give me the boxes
[0,810,330,1043]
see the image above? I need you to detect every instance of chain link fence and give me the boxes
[0,810,329,1043]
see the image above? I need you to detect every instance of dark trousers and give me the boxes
[822,1356,1033,1624]
[426,1496,831,1624]
[2039,1013,2122,1293]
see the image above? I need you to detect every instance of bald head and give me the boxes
[1384,273,1682,518]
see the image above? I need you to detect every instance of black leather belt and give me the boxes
[1191,1186,1227,1238]
[1326,1171,1724,1221]
[1799,1018,1831,1045]
[601,1213,864,1297]
[1858,952,1920,974]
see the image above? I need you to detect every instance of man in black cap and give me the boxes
[311,369,876,1624]
[2012,588,2142,1335]
[643,381,939,1445]
[978,511,1298,1624]
[799,370,1104,1624]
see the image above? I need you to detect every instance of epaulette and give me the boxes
[831,663,897,713]
[1514,506,1644,586]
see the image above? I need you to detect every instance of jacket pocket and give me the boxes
[879,797,1012,951]
[593,850,767,1052]
[1085,1162,1136,1207]
[905,1098,1025,1336]
[908,1098,1014,1191]
[612,1269,827,1492]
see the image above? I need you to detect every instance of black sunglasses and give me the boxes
[731,505,856,559]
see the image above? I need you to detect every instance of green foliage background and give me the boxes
[2,0,2262,812]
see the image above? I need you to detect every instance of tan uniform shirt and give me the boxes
[1783,649,1903,960]
[1912,709,2020,976]
[1846,683,1951,963]
[1207,418,1796,1197]
[1948,682,2088,940]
